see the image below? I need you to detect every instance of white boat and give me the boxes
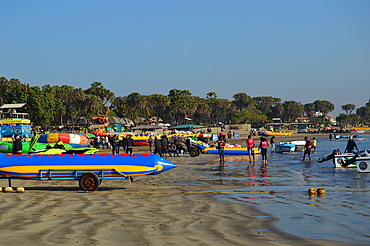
[355,150,370,172]
[333,153,357,168]
[318,149,356,168]
[357,159,370,172]
[290,140,306,152]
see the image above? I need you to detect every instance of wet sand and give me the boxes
[0,133,362,245]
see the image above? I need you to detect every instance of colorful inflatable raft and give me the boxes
[38,133,89,148]
[0,154,177,191]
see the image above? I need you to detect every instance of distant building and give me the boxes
[0,103,32,139]
[311,113,337,125]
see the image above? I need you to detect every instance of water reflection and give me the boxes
[216,164,226,185]
[187,136,370,244]
[260,165,269,186]
[193,156,272,186]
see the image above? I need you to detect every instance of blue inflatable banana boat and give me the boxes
[0,154,177,191]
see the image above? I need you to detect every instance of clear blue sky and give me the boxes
[1,0,369,116]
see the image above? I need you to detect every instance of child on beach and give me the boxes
[312,137,317,151]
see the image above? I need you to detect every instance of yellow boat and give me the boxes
[259,131,293,136]
[352,128,370,131]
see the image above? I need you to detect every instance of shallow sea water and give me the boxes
[186,136,370,244]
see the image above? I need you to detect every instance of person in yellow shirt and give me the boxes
[312,137,317,151]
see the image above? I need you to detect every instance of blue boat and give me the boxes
[275,142,296,153]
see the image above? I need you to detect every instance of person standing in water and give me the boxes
[259,137,269,165]
[344,136,359,153]
[302,136,312,161]
[270,136,275,152]
[217,136,226,163]
[311,137,317,151]
[246,135,255,162]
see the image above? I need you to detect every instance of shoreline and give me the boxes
[0,140,364,245]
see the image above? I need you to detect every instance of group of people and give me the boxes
[227,130,238,139]
[149,135,190,158]
[216,134,270,165]
[246,135,270,165]
[247,135,318,162]
[216,134,321,164]
[110,134,134,155]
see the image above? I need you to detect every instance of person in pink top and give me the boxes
[259,137,270,165]
[246,135,255,162]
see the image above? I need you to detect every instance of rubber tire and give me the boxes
[79,173,100,191]
[195,149,201,156]
[189,150,197,157]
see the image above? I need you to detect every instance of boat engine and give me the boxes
[318,149,341,163]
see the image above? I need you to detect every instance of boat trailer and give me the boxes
[0,168,133,191]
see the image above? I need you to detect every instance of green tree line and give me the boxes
[0,77,369,127]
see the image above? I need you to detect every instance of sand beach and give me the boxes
[0,133,365,245]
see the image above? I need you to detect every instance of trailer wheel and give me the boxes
[79,173,100,191]
[189,149,197,157]
[195,149,201,156]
